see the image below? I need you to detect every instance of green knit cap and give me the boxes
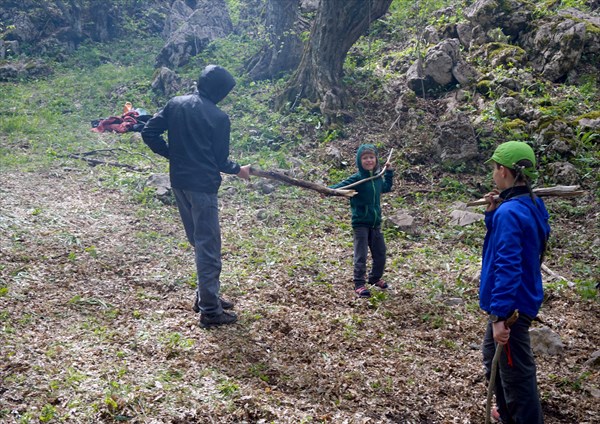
[485,141,538,180]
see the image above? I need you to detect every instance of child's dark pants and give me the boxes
[353,226,386,288]
[482,315,543,424]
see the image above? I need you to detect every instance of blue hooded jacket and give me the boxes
[329,144,393,228]
[479,188,551,318]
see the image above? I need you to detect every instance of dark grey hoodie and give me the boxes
[141,65,240,193]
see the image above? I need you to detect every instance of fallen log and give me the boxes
[249,167,357,197]
[467,185,585,207]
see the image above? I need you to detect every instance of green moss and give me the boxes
[503,119,527,130]
[485,42,526,66]
[476,79,493,96]
[585,22,600,35]
[562,16,600,35]
[573,110,600,121]
[535,116,560,131]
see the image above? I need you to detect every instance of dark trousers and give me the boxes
[353,226,386,288]
[173,188,222,316]
[482,316,543,424]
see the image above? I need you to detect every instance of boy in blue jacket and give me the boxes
[480,141,550,424]
[330,144,394,298]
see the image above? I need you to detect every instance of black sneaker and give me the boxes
[193,294,234,312]
[199,311,238,328]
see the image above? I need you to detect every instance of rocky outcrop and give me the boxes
[465,0,533,42]
[407,39,479,95]
[522,17,587,82]
[151,67,190,98]
[0,1,170,56]
[155,0,233,69]
[434,113,479,169]
[463,2,599,83]
[0,59,52,82]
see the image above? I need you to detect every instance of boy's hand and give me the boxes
[237,164,251,180]
[383,161,393,171]
[492,321,510,345]
[484,190,500,212]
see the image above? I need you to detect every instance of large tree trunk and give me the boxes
[245,0,309,80]
[275,0,392,118]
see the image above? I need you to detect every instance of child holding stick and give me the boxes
[480,141,550,423]
[329,144,394,298]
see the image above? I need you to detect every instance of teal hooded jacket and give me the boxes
[329,144,394,228]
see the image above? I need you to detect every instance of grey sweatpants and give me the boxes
[173,188,223,316]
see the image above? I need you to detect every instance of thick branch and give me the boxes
[467,185,585,206]
[250,167,356,197]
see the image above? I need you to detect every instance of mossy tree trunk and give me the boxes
[275,0,393,119]
[245,0,307,81]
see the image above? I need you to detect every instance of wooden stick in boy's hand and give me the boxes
[467,185,585,206]
[249,167,357,197]
[335,148,394,191]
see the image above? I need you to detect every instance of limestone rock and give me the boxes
[435,113,479,169]
[151,67,187,98]
[546,162,580,185]
[523,17,587,82]
[155,0,233,69]
[449,210,484,227]
[385,211,417,235]
[530,326,564,356]
[495,97,522,118]
[584,350,600,368]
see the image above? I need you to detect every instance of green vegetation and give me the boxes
[0,0,597,422]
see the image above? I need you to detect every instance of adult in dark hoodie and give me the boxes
[329,144,394,298]
[142,65,250,328]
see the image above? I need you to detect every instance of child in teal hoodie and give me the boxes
[329,144,394,298]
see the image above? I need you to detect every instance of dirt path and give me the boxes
[1,169,598,423]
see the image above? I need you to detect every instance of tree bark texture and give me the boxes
[275,0,393,115]
[245,0,307,80]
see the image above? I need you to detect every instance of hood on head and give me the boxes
[197,65,236,104]
[356,144,379,173]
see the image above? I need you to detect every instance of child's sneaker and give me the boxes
[371,279,388,289]
[355,286,371,298]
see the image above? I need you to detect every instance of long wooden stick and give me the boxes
[249,167,357,197]
[467,185,585,206]
[336,148,394,190]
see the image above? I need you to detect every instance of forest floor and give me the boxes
[0,167,598,424]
